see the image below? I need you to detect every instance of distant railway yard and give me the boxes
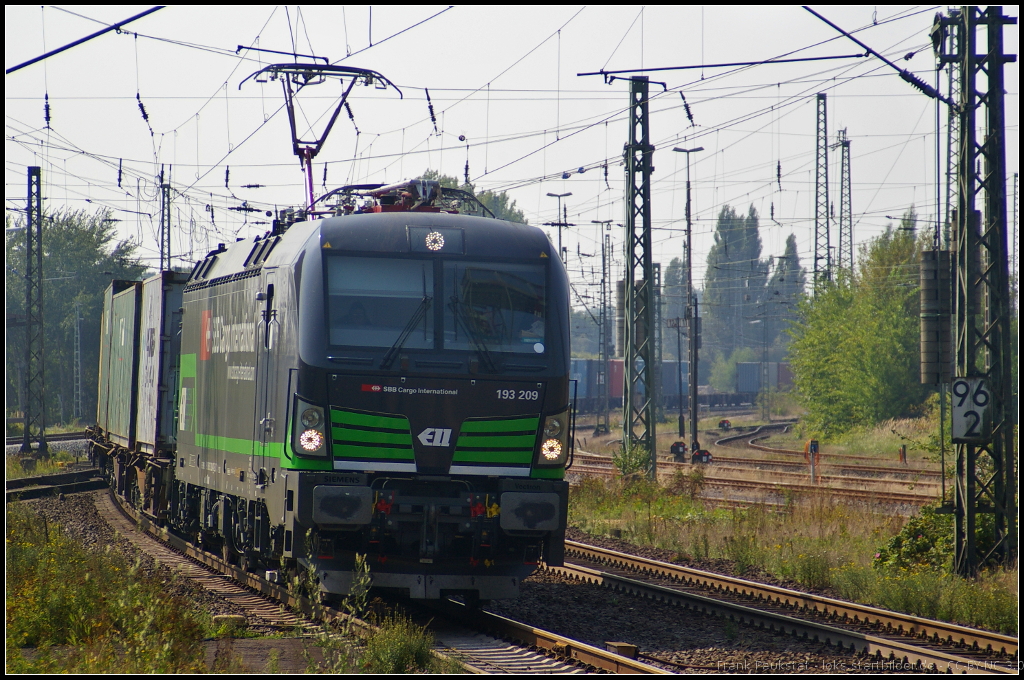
[7,430,1018,673]
[568,420,944,513]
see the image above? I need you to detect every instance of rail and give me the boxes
[107,485,667,674]
[560,540,1017,673]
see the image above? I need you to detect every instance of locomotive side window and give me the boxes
[444,262,546,354]
[326,257,434,348]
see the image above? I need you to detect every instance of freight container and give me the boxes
[777,362,794,390]
[736,362,761,394]
[135,271,189,456]
[608,358,624,399]
[98,281,142,448]
[660,360,689,397]
[570,358,590,400]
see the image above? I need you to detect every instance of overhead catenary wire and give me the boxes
[5,6,961,275]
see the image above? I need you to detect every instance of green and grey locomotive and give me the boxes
[91,180,571,602]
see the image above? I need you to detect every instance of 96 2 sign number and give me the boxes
[951,378,990,443]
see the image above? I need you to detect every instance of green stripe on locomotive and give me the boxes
[452,416,538,466]
[330,407,415,462]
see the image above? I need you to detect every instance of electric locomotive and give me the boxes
[92,179,571,602]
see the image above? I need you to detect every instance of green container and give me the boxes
[97,281,142,447]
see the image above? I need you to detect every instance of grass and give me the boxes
[5,503,209,673]
[298,551,463,674]
[569,476,1017,634]
[5,448,84,480]
[7,505,464,673]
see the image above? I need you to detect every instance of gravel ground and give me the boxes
[487,569,890,674]
[23,490,253,624]
[480,526,922,674]
[5,439,92,458]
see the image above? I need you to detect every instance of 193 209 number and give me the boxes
[496,389,539,400]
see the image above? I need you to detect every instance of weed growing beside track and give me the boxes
[7,501,462,673]
[5,448,85,480]
[5,503,208,673]
[569,475,1017,634]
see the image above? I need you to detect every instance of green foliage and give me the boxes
[703,205,769,358]
[418,169,527,223]
[663,256,687,324]
[763,234,806,349]
[568,478,1017,633]
[5,209,147,428]
[709,347,757,392]
[872,503,998,574]
[873,505,954,571]
[667,467,706,498]
[788,209,930,438]
[361,613,435,674]
[612,441,651,477]
[5,504,205,673]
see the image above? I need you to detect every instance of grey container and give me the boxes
[570,358,590,399]
[735,362,761,394]
[98,281,143,447]
[136,271,189,456]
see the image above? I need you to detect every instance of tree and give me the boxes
[762,233,806,354]
[662,257,684,324]
[569,308,599,356]
[702,205,768,358]
[787,208,929,438]
[5,208,147,428]
[709,347,757,392]
[418,170,528,223]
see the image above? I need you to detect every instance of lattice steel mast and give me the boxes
[936,6,1018,574]
[622,76,657,479]
[20,166,47,455]
[836,129,853,272]
[813,93,831,288]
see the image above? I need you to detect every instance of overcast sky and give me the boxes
[5,5,1019,300]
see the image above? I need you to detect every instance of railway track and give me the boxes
[10,479,666,674]
[574,452,939,492]
[709,454,942,480]
[5,430,90,446]
[5,467,106,502]
[569,454,938,507]
[717,425,937,468]
[557,540,1018,674]
[12,476,1014,673]
[113,491,668,674]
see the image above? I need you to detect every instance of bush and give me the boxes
[361,612,435,673]
[871,504,999,573]
[5,504,206,673]
[612,441,650,477]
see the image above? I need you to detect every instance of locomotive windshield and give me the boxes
[444,262,546,354]
[325,256,546,354]
[326,256,434,348]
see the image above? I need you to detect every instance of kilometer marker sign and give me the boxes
[951,377,991,443]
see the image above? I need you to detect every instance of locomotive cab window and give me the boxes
[444,262,546,354]
[326,256,434,348]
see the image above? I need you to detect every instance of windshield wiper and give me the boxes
[380,296,432,369]
[448,298,498,373]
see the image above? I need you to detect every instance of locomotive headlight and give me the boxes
[541,439,562,460]
[536,410,569,467]
[292,396,328,457]
[301,408,322,428]
[299,429,325,452]
[425,231,445,251]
